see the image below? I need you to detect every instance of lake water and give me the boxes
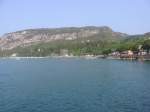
[0,58,150,112]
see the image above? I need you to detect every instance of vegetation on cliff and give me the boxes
[0,27,150,57]
[0,35,150,57]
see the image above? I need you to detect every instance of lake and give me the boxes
[0,58,150,112]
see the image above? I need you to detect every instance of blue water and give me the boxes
[0,58,150,112]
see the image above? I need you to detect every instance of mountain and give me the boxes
[0,26,127,50]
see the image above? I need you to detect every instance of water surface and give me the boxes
[0,58,150,112]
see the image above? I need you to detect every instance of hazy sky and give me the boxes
[0,0,150,35]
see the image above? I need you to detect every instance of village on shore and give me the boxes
[107,45,150,60]
[55,44,150,61]
[6,44,150,61]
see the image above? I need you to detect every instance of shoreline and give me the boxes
[0,56,99,59]
[0,55,150,61]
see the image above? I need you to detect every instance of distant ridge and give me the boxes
[0,26,127,50]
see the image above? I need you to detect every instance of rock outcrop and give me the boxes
[0,26,127,50]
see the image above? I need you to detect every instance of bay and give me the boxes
[0,58,150,112]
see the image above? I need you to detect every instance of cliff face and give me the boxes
[0,26,127,50]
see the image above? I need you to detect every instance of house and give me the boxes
[120,51,128,56]
[110,51,120,56]
[128,50,134,56]
[60,49,69,56]
[138,50,148,56]
[120,50,134,59]
[11,53,18,57]
[141,51,147,56]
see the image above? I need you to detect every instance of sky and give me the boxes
[0,0,150,35]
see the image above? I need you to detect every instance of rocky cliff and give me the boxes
[0,26,127,50]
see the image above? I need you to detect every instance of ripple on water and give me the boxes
[0,59,150,112]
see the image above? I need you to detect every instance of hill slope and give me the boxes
[0,26,127,50]
[2,26,149,57]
